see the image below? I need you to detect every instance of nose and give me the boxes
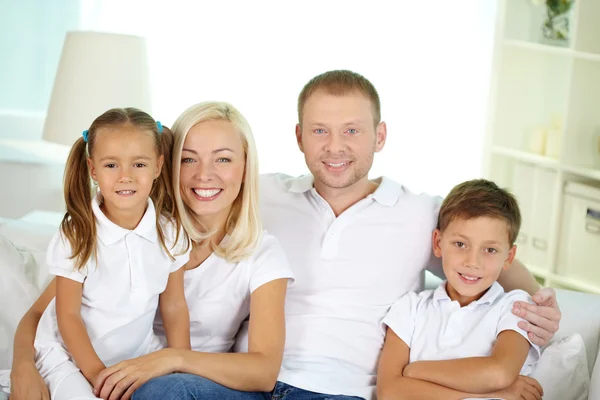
[324,131,346,155]
[464,249,480,270]
[194,160,214,182]
[118,166,133,183]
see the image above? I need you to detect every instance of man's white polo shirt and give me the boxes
[34,193,189,367]
[260,173,444,400]
[383,281,540,376]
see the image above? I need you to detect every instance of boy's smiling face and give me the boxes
[433,216,517,306]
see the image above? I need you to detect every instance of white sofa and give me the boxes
[0,216,599,398]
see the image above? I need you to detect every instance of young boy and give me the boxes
[377,179,543,400]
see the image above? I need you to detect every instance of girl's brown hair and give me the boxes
[61,107,178,270]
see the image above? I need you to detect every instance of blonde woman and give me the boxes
[9,102,293,400]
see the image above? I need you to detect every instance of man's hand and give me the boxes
[513,287,561,347]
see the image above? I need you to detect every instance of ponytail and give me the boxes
[60,137,97,270]
[151,126,188,258]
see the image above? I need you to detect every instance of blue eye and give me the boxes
[347,128,358,134]
[217,157,231,163]
[181,158,194,164]
[314,129,326,135]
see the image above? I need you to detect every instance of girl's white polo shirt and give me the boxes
[382,281,541,376]
[34,194,189,368]
[154,231,294,352]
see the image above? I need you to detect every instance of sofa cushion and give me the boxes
[0,235,42,369]
[531,333,589,400]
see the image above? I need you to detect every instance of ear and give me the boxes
[156,154,164,178]
[375,121,387,152]
[87,157,97,182]
[502,245,517,270]
[295,124,304,153]
[432,229,443,258]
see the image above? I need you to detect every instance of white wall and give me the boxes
[0,1,498,218]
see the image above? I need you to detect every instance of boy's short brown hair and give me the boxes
[438,179,521,245]
[297,70,381,127]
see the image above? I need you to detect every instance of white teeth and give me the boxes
[459,273,479,281]
[327,162,347,167]
[193,189,221,198]
[117,190,135,195]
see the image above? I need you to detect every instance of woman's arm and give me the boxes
[402,330,530,393]
[175,277,287,389]
[55,276,105,384]
[158,268,190,349]
[9,278,56,400]
[377,328,513,400]
[95,278,289,400]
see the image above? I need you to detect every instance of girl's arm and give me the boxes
[95,278,289,400]
[402,330,531,393]
[10,279,56,400]
[158,268,190,349]
[377,327,510,400]
[55,276,105,384]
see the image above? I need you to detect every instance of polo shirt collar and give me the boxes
[433,281,505,307]
[286,175,403,207]
[92,192,158,246]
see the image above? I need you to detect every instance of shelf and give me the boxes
[547,273,600,295]
[491,146,600,180]
[504,39,571,57]
[491,146,559,169]
[504,39,600,63]
[562,164,600,180]
[527,263,600,295]
[526,264,551,279]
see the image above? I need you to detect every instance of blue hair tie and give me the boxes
[82,130,89,143]
[156,121,163,134]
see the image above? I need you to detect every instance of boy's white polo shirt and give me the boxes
[154,231,294,353]
[34,193,189,367]
[260,173,444,400]
[383,281,540,375]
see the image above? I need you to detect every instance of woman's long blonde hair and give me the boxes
[171,101,261,263]
[61,107,177,270]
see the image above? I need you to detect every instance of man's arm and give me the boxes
[497,259,540,295]
[498,259,562,346]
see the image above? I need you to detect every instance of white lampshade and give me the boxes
[43,31,152,146]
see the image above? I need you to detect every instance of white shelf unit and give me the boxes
[485,0,600,294]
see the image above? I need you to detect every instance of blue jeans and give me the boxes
[131,373,271,400]
[271,382,365,400]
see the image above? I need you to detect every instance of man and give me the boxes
[261,70,560,400]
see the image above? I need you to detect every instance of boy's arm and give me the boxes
[402,330,531,393]
[56,276,105,384]
[158,267,190,349]
[376,327,508,400]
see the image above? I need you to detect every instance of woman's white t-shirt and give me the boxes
[34,194,189,369]
[154,231,294,353]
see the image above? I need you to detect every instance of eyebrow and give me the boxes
[182,147,235,155]
[99,156,152,162]
[451,233,502,245]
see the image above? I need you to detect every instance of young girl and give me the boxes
[32,108,190,400]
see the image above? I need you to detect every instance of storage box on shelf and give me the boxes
[485,0,600,294]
